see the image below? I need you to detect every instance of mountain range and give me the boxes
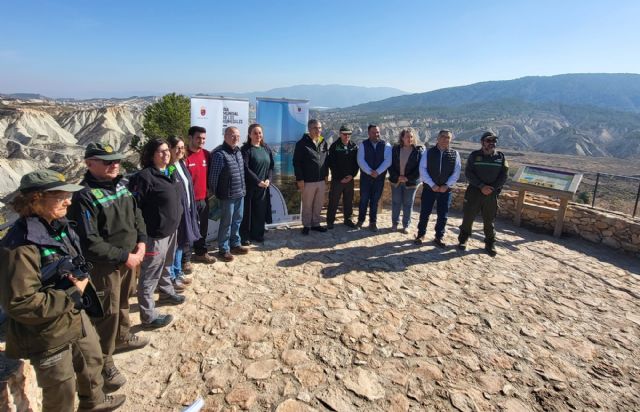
[201,84,407,108]
[320,74,640,159]
[1,74,639,197]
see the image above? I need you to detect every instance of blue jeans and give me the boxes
[391,184,418,228]
[417,186,452,239]
[358,174,385,224]
[169,246,183,280]
[218,197,244,253]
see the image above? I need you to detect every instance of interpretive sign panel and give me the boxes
[513,165,582,193]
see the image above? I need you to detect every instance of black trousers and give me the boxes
[192,199,209,256]
[240,187,269,242]
[326,179,354,225]
[458,186,498,245]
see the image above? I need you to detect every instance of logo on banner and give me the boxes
[200,106,207,117]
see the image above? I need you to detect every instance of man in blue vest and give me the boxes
[415,130,461,246]
[356,124,392,232]
[209,127,250,262]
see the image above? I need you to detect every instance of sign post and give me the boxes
[510,165,583,237]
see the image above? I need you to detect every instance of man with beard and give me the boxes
[458,132,509,256]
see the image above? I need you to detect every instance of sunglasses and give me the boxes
[101,159,121,166]
[484,139,497,143]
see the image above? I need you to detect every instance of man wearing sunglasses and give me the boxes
[68,142,149,393]
[458,132,509,256]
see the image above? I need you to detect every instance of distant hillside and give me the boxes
[349,73,640,113]
[202,84,407,108]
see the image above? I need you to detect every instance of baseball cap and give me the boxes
[84,142,125,160]
[480,132,498,141]
[18,169,84,193]
[339,125,353,134]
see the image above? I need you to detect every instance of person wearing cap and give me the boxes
[326,124,359,229]
[458,131,509,256]
[128,138,185,328]
[293,119,329,235]
[67,142,149,392]
[356,124,392,232]
[415,129,461,246]
[0,169,126,412]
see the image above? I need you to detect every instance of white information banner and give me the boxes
[190,97,249,240]
[190,96,249,151]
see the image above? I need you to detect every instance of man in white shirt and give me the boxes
[356,124,392,232]
[415,130,461,246]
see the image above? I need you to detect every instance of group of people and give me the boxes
[293,120,508,255]
[0,123,273,411]
[0,120,507,411]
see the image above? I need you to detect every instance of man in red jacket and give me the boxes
[184,126,216,267]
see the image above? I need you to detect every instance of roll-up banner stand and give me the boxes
[256,97,310,225]
[190,96,249,239]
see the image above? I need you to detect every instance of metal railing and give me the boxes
[590,172,640,217]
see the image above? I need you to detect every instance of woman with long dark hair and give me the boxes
[128,138,185,329]
[240,123,274,245]
[167,136,200,290]
[388,128,423,233]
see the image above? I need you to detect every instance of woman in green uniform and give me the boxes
[0,169,125,412]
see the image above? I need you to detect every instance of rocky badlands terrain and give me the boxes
[0,96,149,196]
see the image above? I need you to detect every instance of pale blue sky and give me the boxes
[1,0,638,98]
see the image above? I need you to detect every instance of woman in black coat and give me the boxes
[388,128,423,234]
[240,123,274,245]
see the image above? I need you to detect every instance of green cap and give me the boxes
[339,124,353,134]
[18,169,84,193]
[84,142,125,160]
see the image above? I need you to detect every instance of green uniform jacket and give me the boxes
[464,149,509,192]
[68,172,147,266]
[0,217,85,359]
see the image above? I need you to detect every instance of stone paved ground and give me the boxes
[116,212,639,411]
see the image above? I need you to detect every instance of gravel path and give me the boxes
[115,212,640,411]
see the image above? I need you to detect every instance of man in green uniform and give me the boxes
[68,143,149,392]
[458,132,509,256]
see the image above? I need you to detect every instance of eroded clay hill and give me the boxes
[115,213,639,411]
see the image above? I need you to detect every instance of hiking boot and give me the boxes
[78,394,126,412]
[400,227,409,234]
[485,243,497,257]
[355,220,364,229]
[311,226,327,232]
[102,366,126,393]
[193,253,216,264]
[177,275,192,285]
[434,238,446,248]
[182,261,193,274]
[391,223,398,231]
[142,314,173,330]
[231,245,249,255]
[158,293,186,305]
[326,223,334,230]
[172,278,186,293]
[241,239,251,246]
[368,223,378,232]
[218,251,234,262]
[457,240,467,251]
[344,220,356,228]
[414,236,424,245]
[114,333,149,354]
[301,227,310,235]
